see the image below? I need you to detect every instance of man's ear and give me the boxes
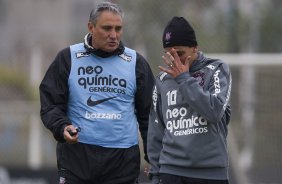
[88,22,94,33]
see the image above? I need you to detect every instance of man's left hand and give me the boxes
[158,48,191,78]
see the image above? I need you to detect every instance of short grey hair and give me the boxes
[89,2,123,25]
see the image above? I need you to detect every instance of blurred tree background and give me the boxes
[0,0,282,183]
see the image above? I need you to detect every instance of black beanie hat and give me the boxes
[163,16,198,48]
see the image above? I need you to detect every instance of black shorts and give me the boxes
[57,142,140,184]
[160,173,229,184]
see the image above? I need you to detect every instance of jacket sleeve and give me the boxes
[135,52,155,162]
[147,82,165,181]
[39,47,72,142]
[175,62,232,123]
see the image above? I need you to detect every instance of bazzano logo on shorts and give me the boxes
[59,177,66,184]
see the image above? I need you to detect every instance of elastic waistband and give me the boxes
[160,165,229,180]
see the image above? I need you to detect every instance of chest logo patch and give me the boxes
[192,72,205,86]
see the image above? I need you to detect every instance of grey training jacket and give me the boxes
[147,52,232,181]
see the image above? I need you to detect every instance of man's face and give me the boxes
[165,46,196,65]
[88,11,123,53]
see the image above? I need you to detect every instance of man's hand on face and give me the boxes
[158,48,191,78]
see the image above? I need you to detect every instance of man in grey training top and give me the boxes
[147,16,232,184]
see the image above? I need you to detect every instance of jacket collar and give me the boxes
[189,51,209,72]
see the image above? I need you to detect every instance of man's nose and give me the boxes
[109,30,117,38]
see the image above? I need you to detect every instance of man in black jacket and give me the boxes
[39,2,154,184]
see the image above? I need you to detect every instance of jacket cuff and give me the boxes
[54,123,69,143]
